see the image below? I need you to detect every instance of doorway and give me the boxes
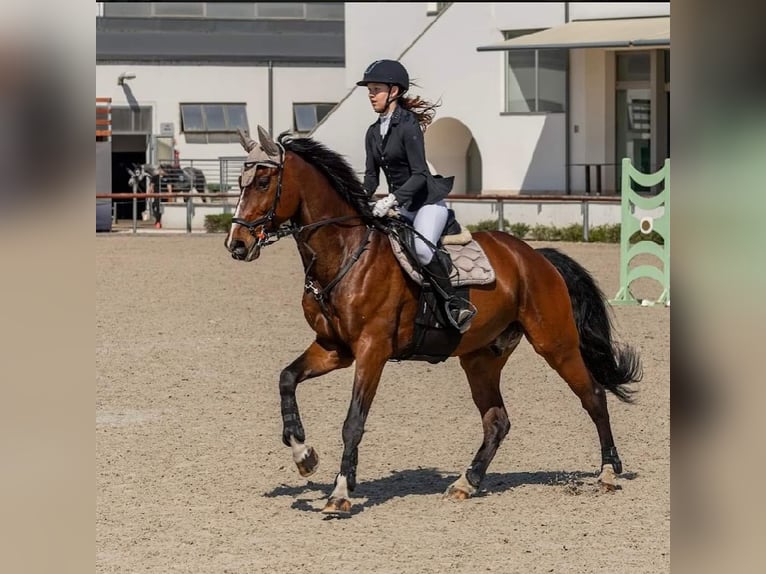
[614,50,669,194]
[111,134,149,221]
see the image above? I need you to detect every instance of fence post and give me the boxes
[496,199,504,231]
[582,200,589,241]
[132,196,137,234]
[186,197,193,233]
[611,158,670,306]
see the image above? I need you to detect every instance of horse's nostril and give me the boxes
[229,239,248,259]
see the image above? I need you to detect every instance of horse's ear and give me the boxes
[257,125,280,157]
[237,128,256,152]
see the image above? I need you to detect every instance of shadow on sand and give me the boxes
[264,467,638,516]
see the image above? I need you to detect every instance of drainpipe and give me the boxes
[268,60,274,135]
[564,2,571,195]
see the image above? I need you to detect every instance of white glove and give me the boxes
[372,195,398,218]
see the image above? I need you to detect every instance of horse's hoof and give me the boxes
[443,474,477,500]
[321,497,352,515]
[598,463,618,492]
[296,446,319,478]
[443,485,473,500]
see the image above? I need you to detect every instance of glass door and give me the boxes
[616,87,652,175]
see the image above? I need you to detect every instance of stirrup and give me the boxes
[444,300,477,334]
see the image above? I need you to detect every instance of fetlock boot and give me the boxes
[423,254,476,334]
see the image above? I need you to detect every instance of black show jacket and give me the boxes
[363,105,454,211]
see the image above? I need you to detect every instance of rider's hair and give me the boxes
[396,83,441,131]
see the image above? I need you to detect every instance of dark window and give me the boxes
[180,103,249,144]
[503,30,567,113]
[111,106,153,133]
[293,103,336,132]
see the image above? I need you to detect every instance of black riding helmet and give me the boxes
[356,59,410,94]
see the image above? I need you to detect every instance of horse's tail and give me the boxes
[536,247,642,403]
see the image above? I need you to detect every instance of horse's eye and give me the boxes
[256,176,270,190]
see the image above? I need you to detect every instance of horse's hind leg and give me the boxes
[445,335,520,500]
[522,317,622,490]
[279,339,353,477]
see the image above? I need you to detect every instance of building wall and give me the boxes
[314,2,568,194]
[96,64,346,161]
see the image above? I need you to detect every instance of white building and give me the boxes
[96,2,669,226]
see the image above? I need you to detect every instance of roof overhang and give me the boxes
[477,17,669,52]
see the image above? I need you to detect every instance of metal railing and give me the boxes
[97,192,620,239]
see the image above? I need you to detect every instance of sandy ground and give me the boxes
[96,235,669,573]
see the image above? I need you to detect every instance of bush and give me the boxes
[460,220,663,244]
[588,224,621,243]
[559,223,584,242]
[204,213,233,233]
[508,222,530,239]
[466,218,509,233]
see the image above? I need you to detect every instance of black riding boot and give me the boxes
[423,252,476,334]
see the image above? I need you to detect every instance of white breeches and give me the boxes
[398,201,449,265]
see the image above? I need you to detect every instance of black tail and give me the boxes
[537,247,642,403]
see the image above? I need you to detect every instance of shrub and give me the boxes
[204,213,233,233]
[588,224,621,243]
[508,222,530,239]
[466,218,509,233]
[559,223,584,242]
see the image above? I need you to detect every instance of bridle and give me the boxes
[230,144,367,254]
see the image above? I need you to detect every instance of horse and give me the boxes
[224,126,642,515]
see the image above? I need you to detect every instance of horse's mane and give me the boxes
[278,132,374,218]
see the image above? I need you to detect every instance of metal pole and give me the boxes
[132,196,137,234]
[186,196,193,233]
[497,200,505,231]
[582,200,590,241]
[268,60,274,136]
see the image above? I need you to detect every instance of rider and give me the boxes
[357,59,476,333]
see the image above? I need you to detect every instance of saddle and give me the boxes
[386,210,496,364]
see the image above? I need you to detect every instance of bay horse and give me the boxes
[225,126,642,515]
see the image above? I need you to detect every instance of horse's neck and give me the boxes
[293,182,367,285]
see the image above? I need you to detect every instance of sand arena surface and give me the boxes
[97,235,669,573]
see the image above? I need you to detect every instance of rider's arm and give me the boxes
[362,127,379,198]
[392,117,428,205]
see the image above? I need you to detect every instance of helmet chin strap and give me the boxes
[381,84,398,114]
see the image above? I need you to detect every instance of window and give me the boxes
[112,106,153,133]
[503,30,567,113]
[180,103,249,144]
[293,103,336,133]
[304,3,344,20]
[206,3,257,19]
[256,3,305,19]
[101,2,345,21]
[153,3,204,17]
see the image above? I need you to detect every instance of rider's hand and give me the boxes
[372,195,398,218]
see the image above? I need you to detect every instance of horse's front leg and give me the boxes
[322,340,389,515]
[280,340,353,477]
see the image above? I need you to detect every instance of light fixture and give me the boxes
[117,72,136,86]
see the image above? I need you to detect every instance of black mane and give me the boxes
[278,132,374,218]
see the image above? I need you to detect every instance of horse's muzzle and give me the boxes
[227,239,260,262]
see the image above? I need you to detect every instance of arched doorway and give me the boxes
[425,117,482,195]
